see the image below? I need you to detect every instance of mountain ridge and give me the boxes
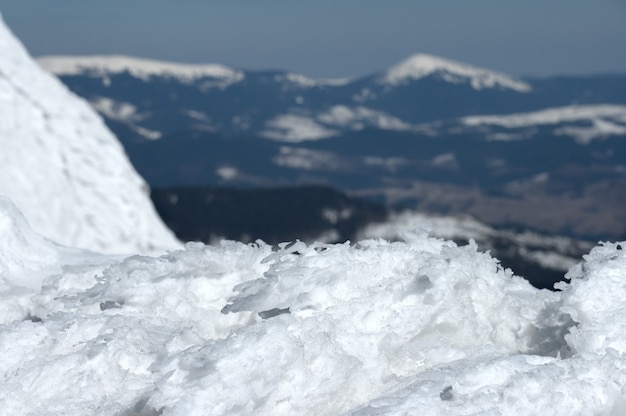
[36,51,626,241]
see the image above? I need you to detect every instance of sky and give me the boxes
[0,0,625,79]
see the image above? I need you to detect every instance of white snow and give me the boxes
[274,72,350,88]
[0,14,179,253]
[37,55,244,87]
[318,105,415,131]
[3,11,626,415]
[380,54,532,92]
[260,114,339,142]
[272,146,341,170]
[89,97,144,123]
[1,195,625,414]
[363,156,408,172]
[131,125,163,140]
[262,106,416,141]
[216,166,238,180]
[358,211,586,272]
[462,104,626,144]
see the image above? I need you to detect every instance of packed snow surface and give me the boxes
[358,211,589,272]
[462,104,626,144]
[1,198,626,415]
[380,54,532,92]
[37,55,244,87]
[0,14,179,253]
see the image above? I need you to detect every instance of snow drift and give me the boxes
[0,13,179,253]
[1,197,625,415]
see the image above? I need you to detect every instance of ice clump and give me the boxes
[0,12,179,254]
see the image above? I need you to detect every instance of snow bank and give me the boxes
[0,13,180,253]
[3,195,625,415]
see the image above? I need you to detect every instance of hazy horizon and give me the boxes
[1,1,625,79]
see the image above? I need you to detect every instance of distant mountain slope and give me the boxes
[37,53,626,241]
[0,15,180,253]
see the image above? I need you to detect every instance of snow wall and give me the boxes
[0,12,179,254]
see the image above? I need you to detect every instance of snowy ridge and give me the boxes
[462,104,626,144]
[1,197,626,414]
[37,55,244,87]
[0,15,180,253]
[380,53,532,92]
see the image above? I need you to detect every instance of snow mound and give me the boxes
[462,104,626,144]
[380,53,532,92]
[0,14,180,253]
[37,54,244,87]
[0,196,61,287]
[0,194,625,414]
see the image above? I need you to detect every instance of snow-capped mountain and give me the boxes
[0,15,180,253]
[377,53,532,92]
[36,54,244,87]
[36,53,626,241]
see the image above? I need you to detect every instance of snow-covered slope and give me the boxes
[260,106,417,142]
[0,14,180,253]
[462,104,626,144]
[37,54,244,87]
[1,198,625,415]
[379,53,532,92]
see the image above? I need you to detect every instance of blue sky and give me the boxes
[1,0,625,78]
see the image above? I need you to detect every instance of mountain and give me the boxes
[36,54,626,240]
[0,16,180,253]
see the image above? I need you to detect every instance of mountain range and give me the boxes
[38,54,626,241]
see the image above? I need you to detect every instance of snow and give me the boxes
[1,195,626,415]
[272,146,341,170]
[260,114,339,142]
[274,72,350,88]
[462,104,626,144]
[216,166,238,180]
[358,211,586,272]
[89,97,144,123]
[3,11,626,415]
[36,55,244,88]
[380,54,532,92]
[262,106,416,141]
[318,105,415,131]
[0,14,179,253]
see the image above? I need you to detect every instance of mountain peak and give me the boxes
[379,53,532,92]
